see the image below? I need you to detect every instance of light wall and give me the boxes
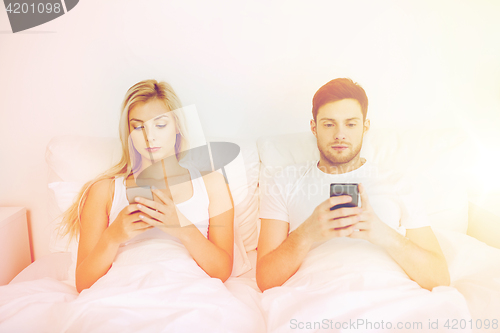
[1,0,499,259]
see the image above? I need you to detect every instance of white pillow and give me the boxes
[387,128,471,233]
[205,138,260,253]
[47,182,84,254]
[45,135,123,183]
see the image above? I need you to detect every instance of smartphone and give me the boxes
[330,183,359,210]
[126,186,154,204]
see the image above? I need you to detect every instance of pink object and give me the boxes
[0,207,32,285]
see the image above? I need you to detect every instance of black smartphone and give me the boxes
[330,183,359,210]
[126,186,154,204]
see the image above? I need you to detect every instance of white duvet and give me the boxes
[0,239,265,333]
[261,229,500,333]
[1,230,500,333]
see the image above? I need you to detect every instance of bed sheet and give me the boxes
[260,229,500,333]
[1,240,265,333]
[9,250,260,291]
[434,229,500,323]
[2,231,499,333]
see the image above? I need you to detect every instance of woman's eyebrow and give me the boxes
[319,117,361,122]
[129,114,169,123]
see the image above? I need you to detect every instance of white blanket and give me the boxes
[0,239,265,333]
[261,230,500,333]
[2,230,499,333]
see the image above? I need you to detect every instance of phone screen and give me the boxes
[330,183,359,210]
[126,186,154,204]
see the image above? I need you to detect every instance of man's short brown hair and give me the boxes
[312,78,368,121]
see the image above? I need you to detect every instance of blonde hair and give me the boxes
[58,80,189,241]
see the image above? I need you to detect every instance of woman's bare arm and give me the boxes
[179,171,234,281]
[75,179,118,292]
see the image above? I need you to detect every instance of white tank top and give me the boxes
[109,167,210,246]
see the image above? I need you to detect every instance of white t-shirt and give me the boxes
[259,159,430,237]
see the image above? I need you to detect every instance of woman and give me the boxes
[0,80,264,333]
[59,79,234,292]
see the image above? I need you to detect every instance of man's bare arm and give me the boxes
[256,219,310,292]
[382,227,449,290]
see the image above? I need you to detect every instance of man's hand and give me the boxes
[298,195,363,245]
[348,183,396,246]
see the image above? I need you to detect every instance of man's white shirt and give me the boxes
[259,159,430,248]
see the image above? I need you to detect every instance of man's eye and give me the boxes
[324,123,333,127]
[348,124,356,127]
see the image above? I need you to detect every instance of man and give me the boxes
[257,78,450,292]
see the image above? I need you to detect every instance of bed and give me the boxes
[1,127,500,333]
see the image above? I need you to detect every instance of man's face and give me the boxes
[311,98,369,166]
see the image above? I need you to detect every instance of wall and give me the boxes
[1,0,499,259]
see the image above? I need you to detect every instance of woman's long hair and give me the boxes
[58,80,189,241]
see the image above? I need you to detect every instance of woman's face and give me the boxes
[128,99,178,165]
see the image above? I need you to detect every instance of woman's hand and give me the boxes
[105,203,154,245]
[135,189,193,240]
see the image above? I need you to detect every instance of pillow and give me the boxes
[46,135,260,277]
[47,182,84,254]
[45,135,122,183]
[256,128,471,233]
[204,138,260,253]
[388,128,471,233]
